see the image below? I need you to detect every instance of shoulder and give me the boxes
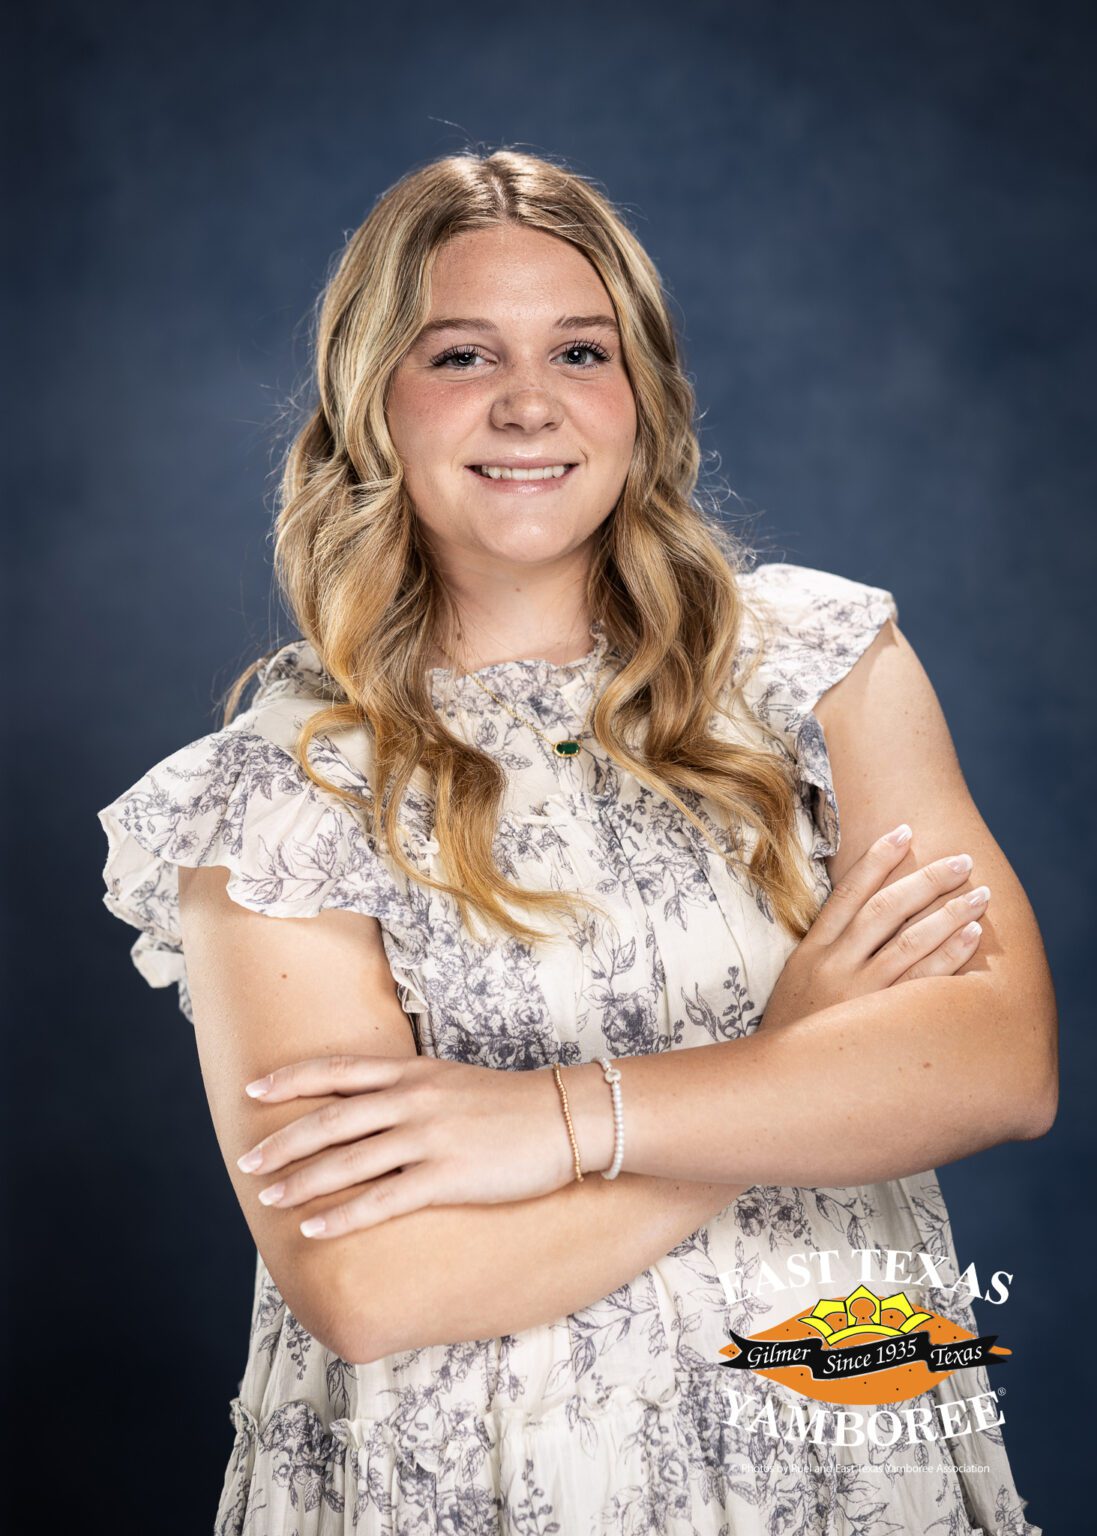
[729,561,901,862]
[96,638,428,1016]
[733,559,899,743]
[736,561,898,671]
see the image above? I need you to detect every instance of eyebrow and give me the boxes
[416,313,620,342]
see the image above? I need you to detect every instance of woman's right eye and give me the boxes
[430,346,487,368]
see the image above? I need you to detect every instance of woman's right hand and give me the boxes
[760,826,990,1032]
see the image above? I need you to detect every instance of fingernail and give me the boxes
[966,885,990,907]
[300,1217,327,1237]
[258,1183,285,1206]
[886,824,912,845]
[245,1076,272,1098]
[947,854,973,875]
[237,1149,263,1172]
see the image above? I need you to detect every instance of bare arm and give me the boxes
[342,1171,744,1362]
[566,967,1054,1188]
[565,619,1059,1185]
[178,863,746,1364]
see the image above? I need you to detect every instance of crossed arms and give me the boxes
[178,619,1057,1364]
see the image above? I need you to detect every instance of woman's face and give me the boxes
[385,224,638,579]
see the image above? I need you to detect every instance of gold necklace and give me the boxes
[443,649,613,759]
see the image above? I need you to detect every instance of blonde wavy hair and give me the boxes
[223,148,821,946]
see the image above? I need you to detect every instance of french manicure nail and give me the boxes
[947,854,973,875]
[966,885,990,907]
[237,1149,263,1172]
[258,1183,285,1205]
[886,824,912,845]
[245,1077,272,1098]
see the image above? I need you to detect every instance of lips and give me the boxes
[467,458,579,469]
[469,463,577,479]
[465,463,579,488]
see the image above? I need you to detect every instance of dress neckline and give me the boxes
[427,618,612,692]
[257,621,617,710]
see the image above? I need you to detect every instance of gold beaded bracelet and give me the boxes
[551,1063,584,1182]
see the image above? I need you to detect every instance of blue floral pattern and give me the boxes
[98,562,1040,1533]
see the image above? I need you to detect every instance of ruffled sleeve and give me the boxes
[735,561,899,861]
[96,663,428,1025]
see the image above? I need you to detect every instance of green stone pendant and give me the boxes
[553,739,582,757]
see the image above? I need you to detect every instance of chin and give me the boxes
[478,534,583,565]
[468,514,589,556]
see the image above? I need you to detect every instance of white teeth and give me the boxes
[474,464,572,481]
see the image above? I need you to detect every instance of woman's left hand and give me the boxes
[235,1054,581,1238]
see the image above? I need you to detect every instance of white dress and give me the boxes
[97,562,1041,1535]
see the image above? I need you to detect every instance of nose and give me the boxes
[489,386,563,434]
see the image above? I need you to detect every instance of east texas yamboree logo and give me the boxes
[718,1284,1012,1405]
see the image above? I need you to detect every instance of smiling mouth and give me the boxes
[469,464,578,481]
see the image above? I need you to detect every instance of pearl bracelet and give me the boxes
[596,1056,625,1180]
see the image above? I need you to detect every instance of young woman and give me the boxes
[98,149,1055,1534]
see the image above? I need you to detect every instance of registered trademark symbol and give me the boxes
[997,1387,1006,1397]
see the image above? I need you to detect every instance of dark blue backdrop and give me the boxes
[10,1,1092,1527]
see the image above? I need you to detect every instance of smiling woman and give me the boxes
[97,147,1050,1536]
[383,222,638,670]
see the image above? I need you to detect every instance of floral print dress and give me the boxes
[97,562,1041,1535]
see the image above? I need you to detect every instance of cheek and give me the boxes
[387,373,452,455]
[595,372,637,426]
[404,387,478,461]
[592,384,638,463]
[390,383,431,442]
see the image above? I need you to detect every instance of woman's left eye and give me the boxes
[558,339,611,367]
[429,339,612,370]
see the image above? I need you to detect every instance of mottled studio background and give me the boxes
[9,0,1093,1527]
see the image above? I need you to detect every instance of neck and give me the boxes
[427,564,596,674]
[428,617,596,673]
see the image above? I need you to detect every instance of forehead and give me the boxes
[427,226,612,315]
